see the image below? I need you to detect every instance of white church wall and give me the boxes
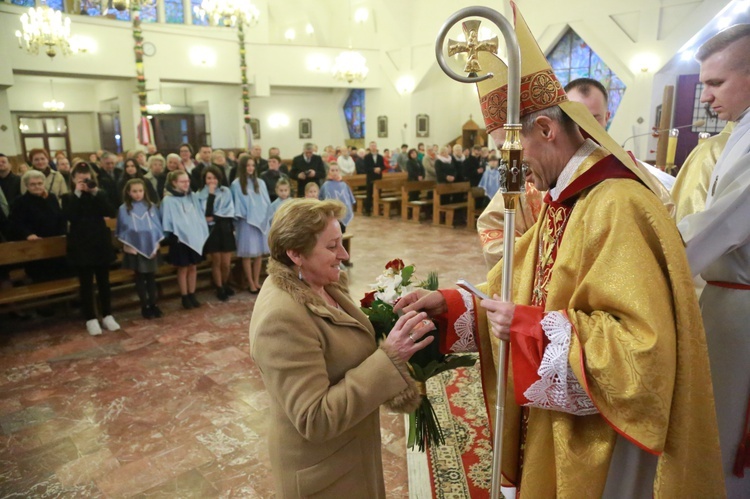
[248,88,349,158]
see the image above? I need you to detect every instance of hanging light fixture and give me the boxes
[43,79,65,111]
[194,0,259,27]
[332,51,369,83]
[15,3,73,59]
[332,1,369,83]
[146,85,172,114]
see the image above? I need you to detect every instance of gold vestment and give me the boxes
[474,151,725,497]
[672,122,734,222]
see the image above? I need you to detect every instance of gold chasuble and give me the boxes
[439,146,725,497]
[434,3,724,496]
[672,122,735,222]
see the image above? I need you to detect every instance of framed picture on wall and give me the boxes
[416,114,429,137]
[377,116,388,138]
[299,118,312,139]
[249,118,261,140]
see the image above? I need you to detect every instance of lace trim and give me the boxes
[522,311,598,416]
[450,289,478,353]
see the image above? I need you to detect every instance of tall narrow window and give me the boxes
[343,89,365,139]
[548,28,626,127]
[164,0,184,24]
[191,0,208,25]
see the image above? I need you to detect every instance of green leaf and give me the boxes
[401,265,415,286]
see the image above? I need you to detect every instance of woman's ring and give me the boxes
[421,319,432,327]
[408,332,415,342]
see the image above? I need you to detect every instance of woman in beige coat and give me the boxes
[250,199,434,498]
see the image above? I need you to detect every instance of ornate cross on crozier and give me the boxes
[447,20,499,75]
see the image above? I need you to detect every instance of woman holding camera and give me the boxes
[62,162,120,336]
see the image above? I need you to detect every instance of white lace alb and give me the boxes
[449,289,478,353]
[522,311,598,416]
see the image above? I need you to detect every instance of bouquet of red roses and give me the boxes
[361,259,476,452]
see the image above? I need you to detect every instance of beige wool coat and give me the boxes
[249,260,421,498]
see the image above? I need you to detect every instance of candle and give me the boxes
[666,129,679,172]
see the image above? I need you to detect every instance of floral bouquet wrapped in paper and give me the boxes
[360,259,476,451]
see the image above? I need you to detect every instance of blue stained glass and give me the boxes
[165,0,184,24]
[109,7,130,21]
[343,89,365,139]
[80,0,101,16]
[11,0,35,6]
[46,0,64,11]
[548,27,627,126]
[191,0,209,25]
[140,3,157,22]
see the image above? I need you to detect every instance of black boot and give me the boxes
[216,286,228,302]
[181,295,194,310]
[141,306,154,319]
[150,305,163,318]
[223,284,235,297]
[188,293,200,308]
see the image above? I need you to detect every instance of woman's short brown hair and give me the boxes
[269,199,345,266]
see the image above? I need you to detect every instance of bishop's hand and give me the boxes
[394,289,447,317]
[481,294,515,341]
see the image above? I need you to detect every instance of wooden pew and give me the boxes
[0,237,79,310]
[372,172,408,218]
[401,181,435,223]
[433,182,470,227]
[467,186,486,230]
[344,174,368,215]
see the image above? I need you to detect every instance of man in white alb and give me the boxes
[677,24,750,497]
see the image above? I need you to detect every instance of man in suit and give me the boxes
[363,141,385,215]
[250,145,269,175]
[290,143,326,197]
[93,152,121,207]
[190,144,213,191]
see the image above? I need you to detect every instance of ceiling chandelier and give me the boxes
[43,80,65,111]
[194,0,260,27]
[146,86,172,114]
[15,3,72,59]
[332,50,369,83]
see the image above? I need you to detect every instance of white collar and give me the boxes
[549,138,598,201]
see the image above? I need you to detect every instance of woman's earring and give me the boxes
[298,267,303,281]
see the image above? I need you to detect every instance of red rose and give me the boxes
[360,290,376,308]
[385,259,405,272]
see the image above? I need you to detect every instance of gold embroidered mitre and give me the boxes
[472,1,672,208]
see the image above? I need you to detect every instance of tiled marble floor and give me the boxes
[0,215,488,498]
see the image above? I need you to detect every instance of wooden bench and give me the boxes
[0,236,79,311]
[401,181,435,223]
[344,174,367,215]
[372,172,408,218]
[433,182,470,227]
[467,186,486,230]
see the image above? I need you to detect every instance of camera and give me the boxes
[84,179,97,189]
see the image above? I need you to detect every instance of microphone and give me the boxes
[620,120,706,148]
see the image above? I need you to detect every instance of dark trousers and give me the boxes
[77,265,111,320]
[365,181,374,214]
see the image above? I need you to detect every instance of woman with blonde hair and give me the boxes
[250,198,434,498]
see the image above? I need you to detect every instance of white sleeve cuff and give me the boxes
[449,288,478,353]
[522,311,598,416]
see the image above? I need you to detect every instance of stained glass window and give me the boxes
[139,3,157,22]
[80,0,101,16]
[46,0,64,11]
[165,0,184,24]
[191,0,209,25]
[11,0,35,7]
[343,89,365,139]
[548,28,626,128]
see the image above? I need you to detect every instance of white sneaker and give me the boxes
[86,319,102,336]
[102,315,120,331]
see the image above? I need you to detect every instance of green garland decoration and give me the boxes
[132,6,147,118]
[238,22,250,125]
